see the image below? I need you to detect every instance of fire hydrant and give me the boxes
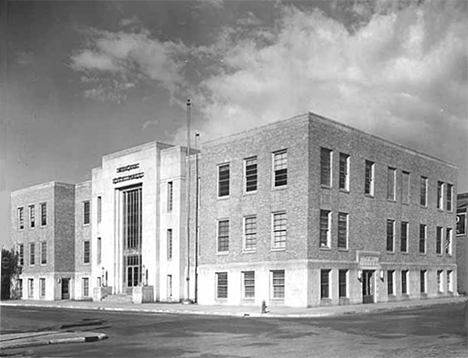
[261,300,267,314]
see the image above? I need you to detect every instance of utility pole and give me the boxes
[183,98,193,304]
[194,131,200,303]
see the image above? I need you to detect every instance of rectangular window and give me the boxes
[41,242,47,264]
[387,167,396,201]
[420,176,428,206]
[273,150,287,187]
[320,269,330,299]
[420,270,426,293]
[437,181,444,210]
[338,270,347,298]
[29,243,35,266]
[97,237,101,264]
[217,220,229,252]
[272,212,287,249]
[364,160,374,195]
[272,270,285,299]
[18,244,24,266]
[84,240,90,264]
[167,229,173,259]
[419,224,426,254]
[83,278,89,297]
[29,205,35,228]
[216,272,228,299]
[244,216,257,251]
[402,171,410,204]
[400,222,408,253]
[320,148,332,187]
[244,157,258,192]
[436,227,443,255]
[447,270,453,292]
[243,271,255,299]
[437,270,443,292]
[97,196,102,223]
[218,164,230,197]
[446,183,453,211]
[40,278,45,297]
[40,203,47,226]
[337,212,348,249]
[445,228,452,255]
[28,278,34,298]
[339,153,350,190]
[386,220,395,252]
[387,270,394,295]
[18,207,24,230]
[401,270,408,294]
[83,201,90,225]
[167,182,173,212]
[320,210,331,248]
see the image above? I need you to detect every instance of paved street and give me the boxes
[1,302,466,358]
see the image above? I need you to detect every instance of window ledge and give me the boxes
[242,249,256,254]
[216,251,229,256]
[386,251,395,255]
[217,196,230,201]
[339,189,350,194]
[272,185,288,191]
[387,199,396,203]
[338,248,349,252]
[270,247,286,252]
[365,194,374,199]
[321,185,332,190]
[243,191,257,196]
[319,246,331,251]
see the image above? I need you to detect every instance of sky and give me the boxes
[1,0,467,248]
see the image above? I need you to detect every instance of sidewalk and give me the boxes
[1,296,466,318]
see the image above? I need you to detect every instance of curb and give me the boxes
[1,297,465,319]
[0,333,108,350]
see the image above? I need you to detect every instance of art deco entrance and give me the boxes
[122,186,142,292]
[362,270,374,304]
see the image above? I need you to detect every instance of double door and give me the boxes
[362,270,374,304]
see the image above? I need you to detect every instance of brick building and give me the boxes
[197,113,458,307]
[10,182,76,300]
[10,112,459,307]
[456,193,467,295]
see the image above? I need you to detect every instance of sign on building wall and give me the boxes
[457,210,466,236]
[113,163,144,184]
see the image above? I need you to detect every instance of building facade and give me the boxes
[456,193,467,295]
[10,112,459,307]
[197,113,458,307]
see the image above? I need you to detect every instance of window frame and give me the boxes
[29,242,35,266]
[419,224,426,254]
[18,244,24,266]
[320,147,333,188]
[216,272,228,299]
[83,240,90,264]
[420,176,428,207]
[217,219,229,253]
[29,205,35,228]
[386,219,395,252]
[18,207,24,230]
[271,270,285,300]
[338,269,347,298]
[446,183,453,212]
[244,156,258,193]
[445,227,453,255]
[272,211,287,250]
[364,160,374,196]
[167,229,173,259]
[339,153,350,191]
[243,215,257,251]
[40,202,47,226]
[83,277,89,297]
[320,269,331,299]
[40,278,46,298]
[40,241,47,265]
[437,270,443,292]
[437,181,444,210]
[401,270,408,295]
[400,221,408,253]
[436,226,443,255]
[387,270,395,295]
[387,167,396,201]
[28,278,34,298]
[337,212,348,250]
[243,271,255,299]
[83,201,90,225]
[319,210,331,249]
[447,270,453,292]
[97,196,102,223]
[420,270,426,293]
[217,163,230,198]
[167,181,173,212]
[272,149,288,188]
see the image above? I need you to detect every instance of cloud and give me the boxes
[120,16,141,28]
[16,51,34,66]
[70,29,188,102]
[184,0,467,158]
[142,119,160,130]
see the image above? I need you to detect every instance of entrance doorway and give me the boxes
[61,278,70,299]
[125,255,141,293]
[362,270,374,304]
[167,275,172,301]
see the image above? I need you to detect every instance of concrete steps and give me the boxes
[101,293,132,304]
